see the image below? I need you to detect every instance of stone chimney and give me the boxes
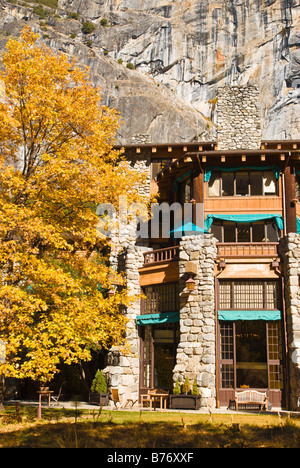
[216,85,262,151]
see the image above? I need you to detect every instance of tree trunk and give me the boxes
[0,374,5,412]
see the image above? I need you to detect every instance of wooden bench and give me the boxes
[235,390,268,410]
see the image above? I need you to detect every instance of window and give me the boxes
[210,221,279,242]
[178,178,192,204]
[219,280,280,310]
[143,282,179,315]
[219,321,283,390]
[295,174,300,200]
[208,171,278,197]
[151,159,172,179]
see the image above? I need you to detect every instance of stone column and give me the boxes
[173,234,217,409]
[103,242,150,403]
[102,152,151,403]
[279,233,300,411]
[217,85,262,150]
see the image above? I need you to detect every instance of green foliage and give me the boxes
[90,370,107,394]
[182,376,190,394]
[192,380,199,395]
[35,0,58,7]
[173,379,181,395]
[68,12,79,20]
[33,5,48,19]
[117,58,123,64]
[100,18,108,26]
[82,21,96,34]
[126,62,135,70]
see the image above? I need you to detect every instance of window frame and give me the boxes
[218,280,281,311]
[210,220,279,243]
[142,282,179,315]
[208,171,278,197]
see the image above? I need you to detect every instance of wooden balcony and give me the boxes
[217,242,279,258]
[143,246,179,265]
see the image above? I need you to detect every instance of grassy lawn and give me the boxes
[0,405,300,448]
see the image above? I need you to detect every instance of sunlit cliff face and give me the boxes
[2,0,300,142]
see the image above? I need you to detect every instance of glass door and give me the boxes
[139,323,179,394]
[219,321,284,407]
[235,321,268,388]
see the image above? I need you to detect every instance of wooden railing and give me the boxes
[217,242,279,258]
[143,246,180,265]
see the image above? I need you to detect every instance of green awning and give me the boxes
[218,310,281,321]
[136,311,180,326]
[297,217,300,234]
[204,213,284,231]
[204,165,281,182]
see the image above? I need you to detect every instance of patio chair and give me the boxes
[50,386,63,406]
[112,388,122,409]
[122,387,138,409]
[112,388,138,409]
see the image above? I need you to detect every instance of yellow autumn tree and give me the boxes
[0,27,146,406]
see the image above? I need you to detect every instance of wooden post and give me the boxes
[284,166,297,234]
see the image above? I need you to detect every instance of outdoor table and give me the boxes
[37,390,53,406]
[149,393,168,411]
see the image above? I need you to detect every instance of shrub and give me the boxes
[82,21,96,34]
[33,5,48,19]
[126,62,135,70]
[100,18,108,26]
[90,370,107,394]
[117,58,123,64]
[192,380,199,395]
[182,377,190,394]
[68,12,79,20]
[173,379,181,395]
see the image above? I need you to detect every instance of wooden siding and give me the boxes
[217,242,279,258]
[205,196,283,216]
[139,261,179,286]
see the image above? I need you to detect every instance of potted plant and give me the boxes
[169,378,201,410]
[89,370,109,405]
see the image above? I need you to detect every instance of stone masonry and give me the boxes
[173,234,217,409]
[279,233,300,411]
[102,152,151,403]
[217,85,262,150]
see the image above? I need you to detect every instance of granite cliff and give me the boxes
[0,0,299,143]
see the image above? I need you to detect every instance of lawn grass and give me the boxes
[0,405,300,448]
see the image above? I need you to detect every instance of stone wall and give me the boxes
[102,152,151,403]
[279,233,300,411]
[173,234,217,409]
[217,85,262,150]
[103,242,150,402]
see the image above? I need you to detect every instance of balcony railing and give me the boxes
[143,246,180,265]
[217,242,279,258]
[143,243,279,265]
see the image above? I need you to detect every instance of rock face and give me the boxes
[0,0,299,142]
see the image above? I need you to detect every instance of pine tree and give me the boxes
[91,370,107,394]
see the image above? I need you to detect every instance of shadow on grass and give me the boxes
[1,417,300,448]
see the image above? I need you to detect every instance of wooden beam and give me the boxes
[284,166,297,234]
